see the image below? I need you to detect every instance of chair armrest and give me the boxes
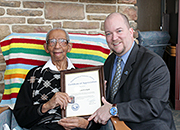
[110,117,131,130]
[0,106,10,114]
[0,106,11,130]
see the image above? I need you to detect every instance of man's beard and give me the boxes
[112,46,125,56]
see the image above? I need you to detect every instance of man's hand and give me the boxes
[42,92,71,113]
[88,96,112,125]
[58,117,89,130]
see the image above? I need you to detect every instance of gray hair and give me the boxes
[46,27,70,44]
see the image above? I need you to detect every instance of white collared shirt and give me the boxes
[41,57,75,72]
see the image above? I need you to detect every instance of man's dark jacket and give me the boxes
[104,43,176,130]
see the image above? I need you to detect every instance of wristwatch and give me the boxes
[109,104,118,116]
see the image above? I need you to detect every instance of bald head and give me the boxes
[103,12,134,56]
[104,13,130,29]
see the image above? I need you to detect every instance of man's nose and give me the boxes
[54,41,62,48]
[112,32,118,41]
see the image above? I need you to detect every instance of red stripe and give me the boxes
[69,33,105,37]
[6,58,46,66]
[1,38,46,47]
[0,38,110,54]
[72,43,110,54]
[6,58,97,68]
[2,93,18,100]
[74,64,95,68]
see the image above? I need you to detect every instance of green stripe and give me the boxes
[5,83,22,89]
[2,50,8,56]
[3,48,50,56]
[2,48,107,63]
[67,53,106,63]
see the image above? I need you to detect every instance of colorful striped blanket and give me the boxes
[0,33,110,109]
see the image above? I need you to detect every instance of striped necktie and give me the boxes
[110,57,122,103]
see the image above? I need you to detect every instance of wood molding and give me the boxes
[175,43,180,110]
[110,117,131,130]
[175,0,180,110]
[0,106,10,114]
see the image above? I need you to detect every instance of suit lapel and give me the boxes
[118,43,139,90]
[106,53,116,101]
[106,43,139,101]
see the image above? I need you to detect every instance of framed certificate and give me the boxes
[60,65,105,119]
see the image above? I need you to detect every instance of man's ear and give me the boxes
[44,43,49,53]
[67,43,72,52]
[129,28,134,37]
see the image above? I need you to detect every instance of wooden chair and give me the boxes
[111,117,131,130]
[0,106,9,114]
[0,106,131,130]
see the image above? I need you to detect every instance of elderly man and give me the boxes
[13,28,100,130]
[88,13,176,130]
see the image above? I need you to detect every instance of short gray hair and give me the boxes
[46,27,70,44]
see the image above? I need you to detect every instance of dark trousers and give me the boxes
[31,123,86,130]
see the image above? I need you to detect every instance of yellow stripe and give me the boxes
[70,48,109,59]
[2,43,44,52]
[4,88,20,94]
[1,45,9,52]
[5,69,29,75]
[11,43,44,49]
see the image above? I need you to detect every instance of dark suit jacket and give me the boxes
[104,43,176,130]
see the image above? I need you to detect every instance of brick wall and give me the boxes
[0,0,138,101]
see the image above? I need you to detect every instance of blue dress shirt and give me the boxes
[110,42,135,87]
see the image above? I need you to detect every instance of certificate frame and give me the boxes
[60,65,105,119]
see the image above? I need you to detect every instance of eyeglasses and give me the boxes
[48,38,68,47]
